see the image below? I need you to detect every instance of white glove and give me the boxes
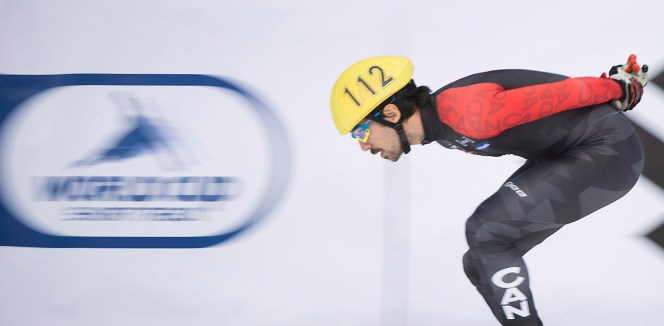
[605,54,648,111]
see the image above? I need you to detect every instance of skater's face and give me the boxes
[355,104,404,162]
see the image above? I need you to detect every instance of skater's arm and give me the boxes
[436,71,622,139]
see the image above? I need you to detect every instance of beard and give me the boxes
[374,148,402,162]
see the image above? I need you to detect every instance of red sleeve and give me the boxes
[436,77,622,139]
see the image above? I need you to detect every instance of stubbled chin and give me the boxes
[382,152,401,162]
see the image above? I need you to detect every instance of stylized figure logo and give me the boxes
[71,93,184,169]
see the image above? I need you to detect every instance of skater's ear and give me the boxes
[382,104,401,123]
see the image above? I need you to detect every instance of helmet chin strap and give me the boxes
[393,122,411,154]
[370,116,411,155]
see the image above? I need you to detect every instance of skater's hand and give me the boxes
[602,54,648,111]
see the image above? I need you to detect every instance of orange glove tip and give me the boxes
[625,54,640,73]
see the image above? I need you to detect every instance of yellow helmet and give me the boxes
[330,56,414,135]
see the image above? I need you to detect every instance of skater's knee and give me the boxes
[466,215,514,254]
[462,251,480,286]
[464,214,483,246]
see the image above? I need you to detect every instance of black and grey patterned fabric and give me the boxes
[421,69,645,325]
[460,106,643,325]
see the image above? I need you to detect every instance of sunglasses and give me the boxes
[351,111,381,143]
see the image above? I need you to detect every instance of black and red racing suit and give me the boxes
[419,70,644,326]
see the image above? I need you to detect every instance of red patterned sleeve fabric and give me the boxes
[436,77,622,139]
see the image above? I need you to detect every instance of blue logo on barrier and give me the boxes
[72,95,180,168]
[0,74,291,248]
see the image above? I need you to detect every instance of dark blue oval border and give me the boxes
[0,74,291,248]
